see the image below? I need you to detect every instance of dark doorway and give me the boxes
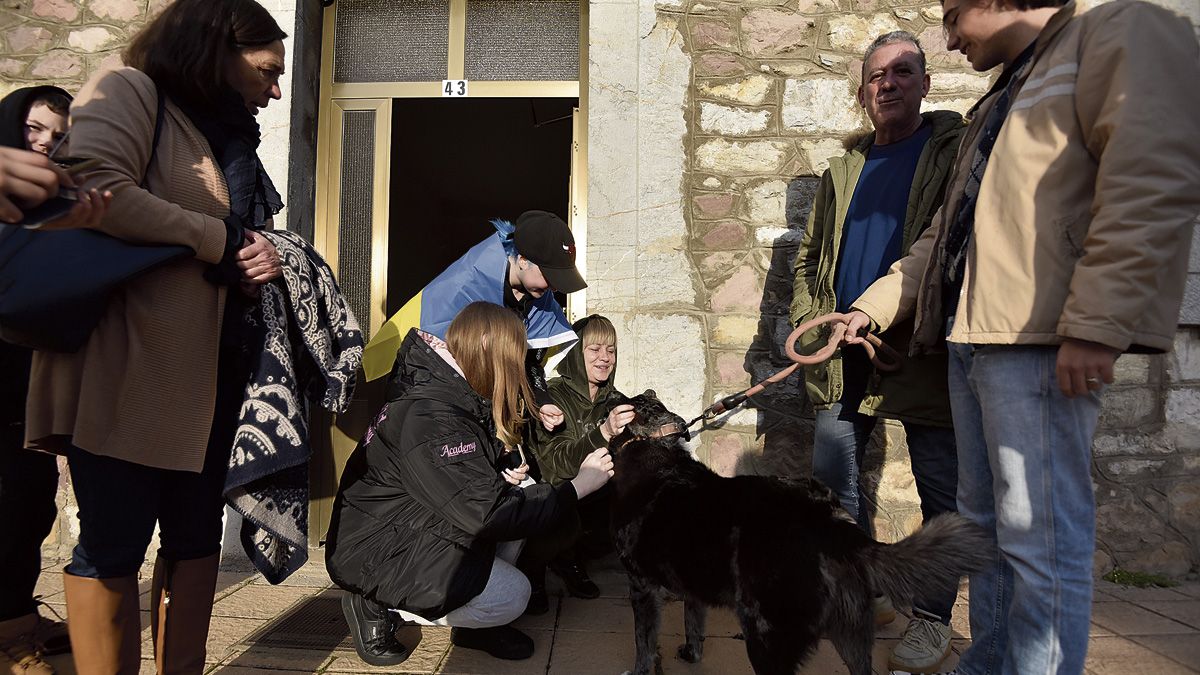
[387,97,577,315]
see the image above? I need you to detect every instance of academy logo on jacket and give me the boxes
[432,438,479,465]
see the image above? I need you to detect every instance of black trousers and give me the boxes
[0,444,59,621]
[65,314,247,579]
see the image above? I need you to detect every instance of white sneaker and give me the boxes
[887,616,952,673]
[873,594,897,626]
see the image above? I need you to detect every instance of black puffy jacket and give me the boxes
[325,329,578,619]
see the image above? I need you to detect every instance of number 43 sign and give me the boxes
[442,80,468,97]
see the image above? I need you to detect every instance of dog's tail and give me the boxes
[861,513,993,610]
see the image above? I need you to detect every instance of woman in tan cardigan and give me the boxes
[25,1,288,672]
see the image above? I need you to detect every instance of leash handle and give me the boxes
[784,312,902,372]
[689,313,902,428]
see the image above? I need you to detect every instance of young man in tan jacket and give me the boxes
[843,0,1200,673]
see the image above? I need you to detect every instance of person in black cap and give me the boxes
[364,209,588,431]
[0,84,110,675]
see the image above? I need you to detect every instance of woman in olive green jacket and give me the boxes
[523,315,634,611]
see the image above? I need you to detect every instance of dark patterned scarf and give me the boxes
[179,89,283,229]
[941,43,1036,315]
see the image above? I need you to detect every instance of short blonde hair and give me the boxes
[446,302,536,446]
[577,315,616,348]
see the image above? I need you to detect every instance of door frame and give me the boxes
[309,0,589,544]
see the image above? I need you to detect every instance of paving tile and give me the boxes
[510,596,561,632]
[550,629,632,675]
[1084,635,1199,674]
[1090,621,1116,637]
[203,617,265,664]
[1091,602,1195,636]
[215,644,336,672]
[1103,585,1191,603]
[558,596,635,633]
[212,583,317,620]
[324,625,450,674]
[214,572,260,600]
[1139,600,1200,631]
[1093,588,1122,602]
[208,658,319,667]
[590,570,632,599]
[439,628,552,674]
[1129,634,1200,672]
[1172,583,1200,600]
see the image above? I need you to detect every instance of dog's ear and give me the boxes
[641,389,657,399]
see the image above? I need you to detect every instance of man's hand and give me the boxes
[237,230,283,284]
[539,403,564,431]
[600,403,635,441]
[1056,338,1119,398]
[840,310,874,345]
[0,147,71,224]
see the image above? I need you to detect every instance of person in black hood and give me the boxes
[326,302,614,665]
[521,314,634,613]
[0,84,77,675]
[0,86,70,155]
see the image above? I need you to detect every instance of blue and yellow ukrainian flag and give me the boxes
[361,228,577,381]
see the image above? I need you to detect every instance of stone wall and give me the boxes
[588,0,1200,576]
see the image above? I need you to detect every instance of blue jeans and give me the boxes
[812,348,960,623]
[948,341,1100,675]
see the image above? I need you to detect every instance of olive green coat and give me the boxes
[789,110,964,427]
[528,340,625,486]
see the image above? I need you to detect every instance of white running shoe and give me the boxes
[887,616,952,673]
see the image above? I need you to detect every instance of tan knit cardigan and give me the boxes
[25,67,231,473]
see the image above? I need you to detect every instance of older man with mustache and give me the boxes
[790,30,966,674]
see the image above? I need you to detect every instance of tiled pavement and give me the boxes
[32,554,1200,674]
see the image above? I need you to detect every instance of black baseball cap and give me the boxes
[512,210,587,293]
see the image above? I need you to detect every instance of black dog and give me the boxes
[609,392,991,675]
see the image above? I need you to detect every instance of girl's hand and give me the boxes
[569,448,614,498]
[502,463,529,486]
[540,403,564,431]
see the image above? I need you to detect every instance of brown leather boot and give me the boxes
[0,613,54,675]
[62,572,140,675]
[150,553,219,675]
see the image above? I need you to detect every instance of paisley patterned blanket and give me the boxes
[223,230,363,583]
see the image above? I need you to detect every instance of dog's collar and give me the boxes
[616,422,685,451]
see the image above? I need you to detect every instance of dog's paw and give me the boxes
[677,643,703,663]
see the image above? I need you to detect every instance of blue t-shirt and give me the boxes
[834,123,933,313]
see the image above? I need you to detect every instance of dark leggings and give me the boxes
[0,446,59,620]
[66,326,246,579]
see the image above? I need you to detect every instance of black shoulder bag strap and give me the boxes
[140,87,167,190]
